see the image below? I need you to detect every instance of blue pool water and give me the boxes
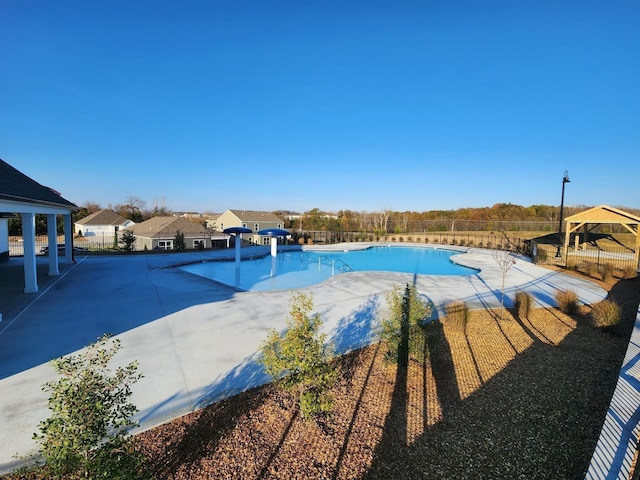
[179,246,479,292]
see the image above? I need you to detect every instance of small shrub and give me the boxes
[514,291,533,319]
[32,335,145,479]
[535,246,548,263]
[591,299,621,329]
[118,230,136,252]
[260,293,336,420]
[445,301,469,330]
[601,263,615,282]
[380,284,431,366]
[555,290,579,315]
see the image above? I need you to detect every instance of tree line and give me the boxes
[276,203,640,234]
[8,199,640,236]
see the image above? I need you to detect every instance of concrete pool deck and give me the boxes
[0,244,608,473]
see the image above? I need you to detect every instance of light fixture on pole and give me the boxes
[556,170,570,257]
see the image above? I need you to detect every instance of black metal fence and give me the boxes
[8,232,637,277]
[292,230,532,255]
[532,240,638,275]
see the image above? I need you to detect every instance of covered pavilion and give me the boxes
[563,205,640,270]
[0,159,77,296]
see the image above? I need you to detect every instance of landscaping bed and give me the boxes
[7,275,639,479]
[133,276,639,479]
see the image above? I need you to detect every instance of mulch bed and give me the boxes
[134,275,640,480]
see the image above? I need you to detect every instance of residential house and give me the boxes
[0,158,77,294]
[75,209,134,241]
[215,209,286,246]
[123,216,226,251]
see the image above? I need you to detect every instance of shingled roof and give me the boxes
[228,209,283,223]
[75,209,130,226]
[0,158,77,209]
[124,216,213,239]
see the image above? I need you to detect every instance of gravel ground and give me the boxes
[133,275,640,480]
[6,274,639,480]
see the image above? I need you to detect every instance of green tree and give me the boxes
[33,335,146,479]
[260,293,336,420]
[380,284,431,365]
[119,229,136,251]
[174,230,185,250]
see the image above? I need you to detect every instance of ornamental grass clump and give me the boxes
[601,263,616,283]
[623,266,638,279]
[445,301,469,330]
[555,289,579,315]
[514,291,534,320]
[260,292,336,421]
[590,299,621,329]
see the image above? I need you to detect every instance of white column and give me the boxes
[63,213,73,263]
[47,214,59,276]
[21,213,38,293]
[270,237,277,257]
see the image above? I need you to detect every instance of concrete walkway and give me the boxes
[0,244,607,474]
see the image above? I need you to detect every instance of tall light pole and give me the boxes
[556,170,570,257]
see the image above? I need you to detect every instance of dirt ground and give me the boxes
[131,274,640,480]
[6,273,639,480]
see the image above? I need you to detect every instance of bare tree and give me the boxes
[83,201,102,214]
[492,232,517,319]
[116,196,146,223]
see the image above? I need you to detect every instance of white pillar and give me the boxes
[47,214,59,276]
[63,213,73,263]
[21,213,38,293]
[234,234,242,286]
[270,237,277,257]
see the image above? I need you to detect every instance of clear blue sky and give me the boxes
[1,1,638,213]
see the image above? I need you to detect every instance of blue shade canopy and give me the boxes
[223,227,252,234]
[258,228,290,237]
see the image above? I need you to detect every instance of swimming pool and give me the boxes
[179,245,479,292]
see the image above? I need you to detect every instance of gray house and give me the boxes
[123,216,226,251]
[215,209,285,246]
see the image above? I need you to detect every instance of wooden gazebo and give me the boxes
[563,205,640,270]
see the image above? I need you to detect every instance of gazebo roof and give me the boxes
[564,205,640,226]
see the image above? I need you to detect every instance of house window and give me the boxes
[193,239,205,249]
[242,223,247,228]
[262,237,270,246]
[254,223,259,231]
[277,224,282,229]
[157,240,173,250]
[220,223,224,230]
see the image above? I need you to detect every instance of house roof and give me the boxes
[75,209,131,226]
[227,209,283,223]
[0,158,77,210]
[124,216,219,239]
